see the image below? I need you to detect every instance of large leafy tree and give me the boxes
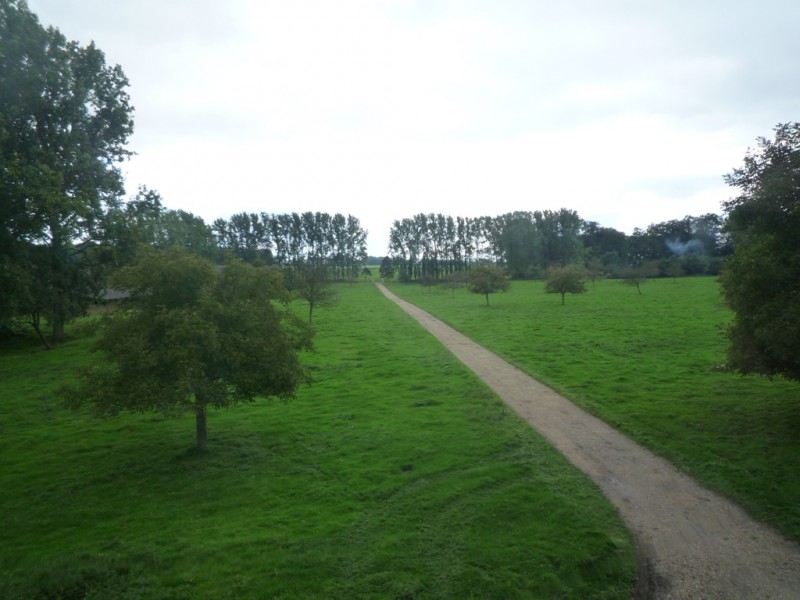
[0,0,133,341]
[720,123,800,381]
[65,247,312,450]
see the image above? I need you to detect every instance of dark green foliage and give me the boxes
[0,0,134,341]
[103,187,218,266]
[63,247,312,449]
[379,255,395,280]
[582,222,628,270]
[387,210,728,282]
[721,122,800,381]
[389,210,584,281]
[212,211,368,276]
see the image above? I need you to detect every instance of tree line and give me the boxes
[387,209,728,281]
[105,188,369,275]
[211,211,368,278]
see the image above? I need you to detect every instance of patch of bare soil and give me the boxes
[377,284,800,599]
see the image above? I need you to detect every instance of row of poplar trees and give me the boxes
[388,209,728,281]
[389,209,585,280]
[212,211,368,278]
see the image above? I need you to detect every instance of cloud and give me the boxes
[26,0,800,255]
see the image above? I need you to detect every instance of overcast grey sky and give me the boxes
[27,0,800,255]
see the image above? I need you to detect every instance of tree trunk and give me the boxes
[30,312,51,350]
[484,292,490,306]
[52,317,65,343]
[561,292,566,305]
[196,404,208,451]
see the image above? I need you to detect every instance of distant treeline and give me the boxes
[112,190,727,283]
[387,209,728,280]
[212,211,368,278]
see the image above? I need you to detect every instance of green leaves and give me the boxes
[1,1,134,341]
[467,262,510,306]
[544,265,587,304]
[66,248,313,447]
[721,123,800,381]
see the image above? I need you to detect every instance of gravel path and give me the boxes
[376,283,800,599]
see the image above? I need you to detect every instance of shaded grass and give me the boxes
[0,284,636,598]
[387,277,800,541]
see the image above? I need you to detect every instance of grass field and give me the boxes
[386,276,800,542]
[0,283,636,599]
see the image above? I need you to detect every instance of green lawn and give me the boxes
[387,276,800,542]
[1,283,636,599]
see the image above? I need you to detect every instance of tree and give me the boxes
[535,208,584,267]
[545,266,587,305]
[720,122,800,381]
[379,256,395,280]
[286,263,339,323]
[619,264,656,295]
[467,263,510,306]
[444,271,467,297]
[103,188,218,266]
[1,1,134,341]
[419,274,438,292]
[582,222,628,270]
[665,258,685,281]
[585,256,605,289]
[64,247,312,450]
[499,211,541,279]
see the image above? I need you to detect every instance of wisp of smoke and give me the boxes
[666,238,704,256]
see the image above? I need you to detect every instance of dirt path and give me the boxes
[376,284,800,599]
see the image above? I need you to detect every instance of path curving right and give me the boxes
[376,283,800,599]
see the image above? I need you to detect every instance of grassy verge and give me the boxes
[386,277,800,541]
[1,283,636,599]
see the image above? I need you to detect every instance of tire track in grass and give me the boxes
[376,283,800,600]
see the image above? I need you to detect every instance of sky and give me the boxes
[27,0,800,256]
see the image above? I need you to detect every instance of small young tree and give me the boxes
[419,274,438,292]
[467,263,510,306]
[545,265,587,305]
[63,247,312,450]
[666,259,685,281]
[619,264,656,294]
[1,2,134,342]
[444,271,467,297]
[286,263,339,323]
[585,257,605,289]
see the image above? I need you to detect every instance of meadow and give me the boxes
[0,283,636,599]
[386,276,800,542]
